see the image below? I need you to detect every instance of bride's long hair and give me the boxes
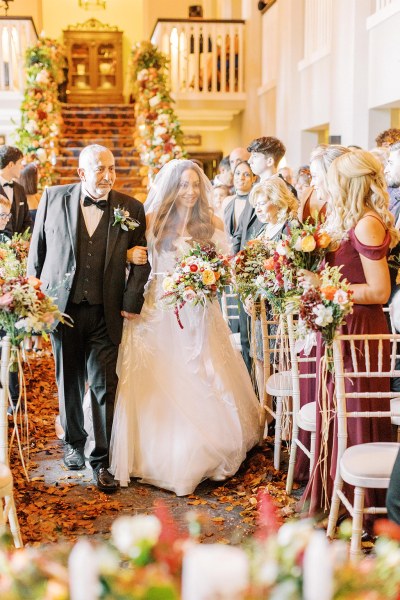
[147,160,215,250]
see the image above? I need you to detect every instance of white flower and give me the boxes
[312,304,334,327]
[294,236,303,251]
[36,148,47,163]
[26,119,37,134]
[35,68,50,84]
[137,68,149,81]
[333,289,348,306]
[162,276,175,291]
[183,266,191,273]
[276,240,288,256]
[154,125,167,137]
[160,153,171,165]
[149,94,161,107]
[111,515,161,556]
[183,289,197,303]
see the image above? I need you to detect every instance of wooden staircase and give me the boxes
[55,104,147,201]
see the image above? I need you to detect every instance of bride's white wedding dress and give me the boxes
[110,237,260,496]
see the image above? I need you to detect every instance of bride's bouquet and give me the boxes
[161,242,231,328]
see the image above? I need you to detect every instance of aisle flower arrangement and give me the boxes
[15,36,66,189]
[161,242,231,328]
[130,41,186,181]
[1,497,400,600]
[297,265,353,364]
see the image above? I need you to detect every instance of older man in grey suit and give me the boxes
[28,144,151,493]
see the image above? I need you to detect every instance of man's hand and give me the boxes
[127,245,147,265]
[121,311,140,320]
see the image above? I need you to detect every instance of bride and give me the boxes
[110,159,260,496]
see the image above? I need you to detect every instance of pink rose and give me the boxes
[0,292,13,309]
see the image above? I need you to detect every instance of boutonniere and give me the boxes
[113,206,140,231]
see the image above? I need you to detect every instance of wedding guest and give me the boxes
[19,163,41,227]
[229,147,250,173]
[27,144,151,493]
[224,161,257,241]
[0,194,20,414]
[384,141,400,225]
[0,146,32,236]
[224,161,261,364]
[0,194,11,242]
[278,166,294,185]
[295,165,311,198]
[213,156,233,191]
[299,150,399,534]
[212,184,230,219]
[294,144,351,484]
[299,144,349,224]
[375,128,400,148]
[247,176,297,402]
[232,137,296,371]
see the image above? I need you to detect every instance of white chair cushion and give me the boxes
[266,370,292,396]
[340,442,400,489]
[297,401,316,432]
[391,397,400,426]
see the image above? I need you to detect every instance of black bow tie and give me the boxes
[83,196,107,210]
[3,181,14,188]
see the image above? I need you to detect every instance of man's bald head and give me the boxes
[229,147,250,172]
[77,144,116,199]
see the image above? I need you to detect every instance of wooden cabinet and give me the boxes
[64,19,123,104]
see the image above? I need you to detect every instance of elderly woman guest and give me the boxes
[299,150,399,533]
[246,176,298,412]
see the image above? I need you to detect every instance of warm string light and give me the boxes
[78,0,106,9]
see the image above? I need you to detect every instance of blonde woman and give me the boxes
[300,150,399,531]
[247,176,297,413]
[299,144,350,224]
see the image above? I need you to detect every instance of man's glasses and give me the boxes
[0,213,11,220]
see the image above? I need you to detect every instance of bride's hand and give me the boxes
[298,269,321,290]
[127,245,147,265]
[121,311,140,320]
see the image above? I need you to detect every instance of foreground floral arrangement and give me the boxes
[15,36,66,189]
[162,242,231,328]
[1,496,400,599]
[130,41,186,181]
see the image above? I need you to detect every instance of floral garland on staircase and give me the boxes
[130,41,186,182]
[15,37,66,190]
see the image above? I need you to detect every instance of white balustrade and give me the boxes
[0,18,37,93]
[151,19,245,98]
[303,0,333,62]
[376,0,396,10]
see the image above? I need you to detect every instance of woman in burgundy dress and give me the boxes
[294,145,350,483]
[298,150,400,527]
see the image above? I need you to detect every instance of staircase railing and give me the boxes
[151,19,245,98]
[0,17,37,93]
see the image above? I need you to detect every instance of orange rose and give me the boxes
[263,257,275,271]
[214,271,221,280]
[315,231,331,249]
[27,276,42,290]
[320,285,338,301]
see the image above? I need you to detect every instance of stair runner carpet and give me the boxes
[55,104,147,201]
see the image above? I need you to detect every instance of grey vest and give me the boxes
[70,205,109,305]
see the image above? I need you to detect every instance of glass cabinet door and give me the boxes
[70,43,91,90]
[97,43,117,90]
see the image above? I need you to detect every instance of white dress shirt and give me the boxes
[0,175,14,202]
[80,190,109,237]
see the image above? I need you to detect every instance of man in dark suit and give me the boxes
[28,144,151,493]
[232,136,297,371]
[0,145,32,236]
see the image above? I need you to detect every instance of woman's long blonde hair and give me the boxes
[326,149,399,248]
[310,144,351,201]
[249,176,298,223]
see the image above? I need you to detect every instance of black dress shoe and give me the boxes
[93,467,119,493]
[63,444,85,470]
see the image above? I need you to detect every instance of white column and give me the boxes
[240,0,262,144]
